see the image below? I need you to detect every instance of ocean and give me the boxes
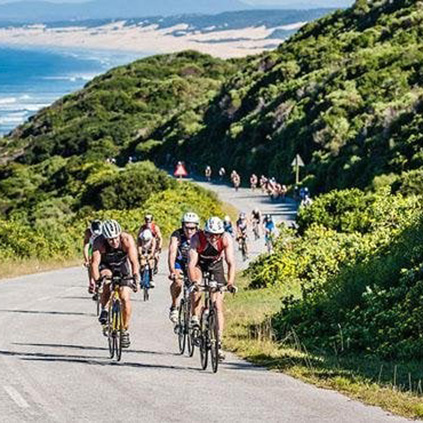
[0,46,143,136]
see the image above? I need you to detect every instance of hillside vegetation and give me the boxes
[150,0,423,194]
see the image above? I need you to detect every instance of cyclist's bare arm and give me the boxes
[150,237,157,258]
[155,226,163,250]
[187,235,200,283]
[122,233,140,278]
[91,245,102,282]
[83,228,91,264]
[168,234,179,276]
[223,233,236,286]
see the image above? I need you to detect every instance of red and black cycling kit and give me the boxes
[196,230,226,285]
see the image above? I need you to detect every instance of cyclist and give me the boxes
[250,174,258,191]
[263,214,276,253]
[236,212,249,257]
[137,228,157,288]
[91,220,140,348]
[83,220,103,296]
[168,212,200,323]
[223,215,234,236]
[188,217,236,360]
[218,167,226,181]
[138,214,163,275]
[251,208,262,239]
[205,165,212,182]
[232,173,241,191]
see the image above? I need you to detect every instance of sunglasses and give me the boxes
[184,226,197,231]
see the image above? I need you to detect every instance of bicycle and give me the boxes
[196,272,235,373]
[238,234,249,261]
[176,274,195,357]
[140,258,152,302]
[265,232,274,254]
[102,275,135,362]
[95,279,103,316]
[252,219,260,240]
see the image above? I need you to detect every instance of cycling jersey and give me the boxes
[196,230,226,285]
[223,222,233,235]
[197,230,224,264]
[236,219,248,234]
[252,212,261,223]
[87,229,100,256]
[264,221,275,233]
[98,235,131,278]
[172,228,191,270]
[139,239,154,256]
[140,223,159,238]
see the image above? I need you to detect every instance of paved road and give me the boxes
[0,182,414,423]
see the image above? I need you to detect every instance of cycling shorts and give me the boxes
[175,260,187,272]
[99,260,132,286]
[198,259,226,286]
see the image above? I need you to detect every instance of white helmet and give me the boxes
[140,229,153,242]
[182,212,200,225]
[205,217,224,234]
[224,215,231,223]
[102,219,122,239]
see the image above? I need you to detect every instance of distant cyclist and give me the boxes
[83,220,103,296]
[218,167,226,181]
[232,173,241,191]
[250,174,258,191]
[137,228,157,288]
[263,214,276,253]
[205,166,212,182]
[138,214,163,275]
[168,212,200,323]
[251,208,262,239]
[188,217,236,360]
[223,215,234,236]
[91,220,140,348]
[236,212,249,257]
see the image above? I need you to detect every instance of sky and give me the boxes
[0,0,354,4]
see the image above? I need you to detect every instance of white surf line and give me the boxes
[4,385,30,409]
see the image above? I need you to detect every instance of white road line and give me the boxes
[36,296,51,302]
[4,385,30,409]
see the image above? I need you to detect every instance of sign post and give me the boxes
[291,154,305,185]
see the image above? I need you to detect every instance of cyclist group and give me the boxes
[84,212,237,360]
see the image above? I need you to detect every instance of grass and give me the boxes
[0,257,81,280]
[224,273,423,420]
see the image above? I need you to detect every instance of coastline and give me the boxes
[0,20,299,58]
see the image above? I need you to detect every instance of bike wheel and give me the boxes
[96,294,100,316]
[242,241,248,261]
[107,303,114,359]
[178,299,186,354]
[115,302,123,362]
[209,308,220,373]
[186,299,195,357]
[200,311,208,370]
[144,287,149,301]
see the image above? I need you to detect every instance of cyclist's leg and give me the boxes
[100,268,112,308]
[170,267,183,308]
[190,265,203,319]
[210,262,226,339]
[119,286,132,330]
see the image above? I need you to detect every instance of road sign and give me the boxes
[291,154,305,167]
[291,154,305,185]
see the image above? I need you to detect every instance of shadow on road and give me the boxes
[0,309,94,317]
[14,342,179,356]
[0,348,197,371]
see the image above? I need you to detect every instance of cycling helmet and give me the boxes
[239,212,246,219]
[145,214,153,222]
[266,214,273,222]
[182,212,200,225]
[140,229,153,242]
[205,217,224,234]
[253,208,259,214]
[224,215,231,223]
[90,220,102,236]
[102,219,122,239]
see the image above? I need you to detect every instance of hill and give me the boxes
[145,0,423,195]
